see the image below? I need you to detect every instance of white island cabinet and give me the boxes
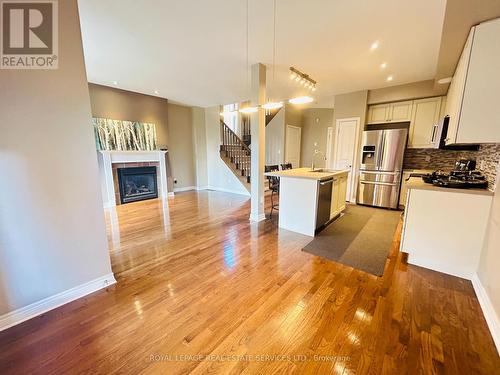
[264,168,349,236]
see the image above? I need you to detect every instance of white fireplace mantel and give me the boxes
[97,150,168,208]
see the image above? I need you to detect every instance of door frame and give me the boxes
[285,125,302,167]
[332,117,360,203]
[325,127,334,169]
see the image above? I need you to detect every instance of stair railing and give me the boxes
[220,120,251,182]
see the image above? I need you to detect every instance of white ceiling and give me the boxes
[78,0,447,108]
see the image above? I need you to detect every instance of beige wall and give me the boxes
[88,84,197,190]
[477,167,500,335]
[300,108,334,168]
[88,83,169,147]
[167,104,196,189]
[367,80,447,104]
[192,107,208,188]
[0,0,112,315]
[204,106,250,195]
[333,90,368,126]
[266,108,286,166]
[284,103,303,128]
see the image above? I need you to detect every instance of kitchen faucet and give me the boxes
[311,149,325,171]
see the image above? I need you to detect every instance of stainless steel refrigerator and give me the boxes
[357,128,407,209]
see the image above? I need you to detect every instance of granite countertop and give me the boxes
[264,167,349,181]
[406,177,494,196]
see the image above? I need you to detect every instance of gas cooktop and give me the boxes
[421,170,489,189]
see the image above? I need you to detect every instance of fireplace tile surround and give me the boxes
[97,151,168,208]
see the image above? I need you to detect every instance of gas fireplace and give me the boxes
[117,166,158,204]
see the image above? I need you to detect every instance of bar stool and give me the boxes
[265,165,280,218]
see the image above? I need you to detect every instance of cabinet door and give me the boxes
[366,104,390,124]
[388,101,413,122]
[399,172,412,207]
[337,176,348,212]
[408,97,442,148]
[330,178,341,219]
[445,28,474,145]
[458,19,500,143]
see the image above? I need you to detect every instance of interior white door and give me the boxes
[285,125,301,168]
[333,118,359,202]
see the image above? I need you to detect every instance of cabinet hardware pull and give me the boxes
[430,124,438,143]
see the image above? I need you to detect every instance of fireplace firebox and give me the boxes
[117,166,158,204]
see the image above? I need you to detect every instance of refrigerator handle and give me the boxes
[377,131,385,171]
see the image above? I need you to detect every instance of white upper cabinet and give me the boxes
[366,97,444,148]
[445,19,500,144]
[444,28,474,145]
[389,101,414,122]
[408,97,442,148]
[366,104,390,124]
[366,101,413,124]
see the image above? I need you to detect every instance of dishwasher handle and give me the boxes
[319,179,334,186]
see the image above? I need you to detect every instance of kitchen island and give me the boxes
[264,168,350,236]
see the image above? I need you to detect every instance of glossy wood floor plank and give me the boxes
[0,190,498,374]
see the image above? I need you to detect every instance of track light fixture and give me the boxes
[289,67,317,92]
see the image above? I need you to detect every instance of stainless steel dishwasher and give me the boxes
[316,178,333,229]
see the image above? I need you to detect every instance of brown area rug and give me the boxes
[302,204,400,276]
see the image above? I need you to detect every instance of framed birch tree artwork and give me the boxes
[93,118,157,151]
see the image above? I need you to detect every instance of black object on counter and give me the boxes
[421,170,488,189]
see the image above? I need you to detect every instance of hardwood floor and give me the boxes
[0,190,498,374]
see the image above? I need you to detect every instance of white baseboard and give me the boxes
[173,186,196,193]
[471,274,500,354]
[196,186,210,191]
[206,186,251,197]
[103,201,115,209]
[167,192,175,197]
[249,213,266,222]
[0,273,116,332]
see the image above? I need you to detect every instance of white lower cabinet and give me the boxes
[330,175,348,219]
[401,187,492,279]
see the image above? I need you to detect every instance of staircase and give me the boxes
[220,120,252,191]
[240,108,281,146]
[219,107,282,193]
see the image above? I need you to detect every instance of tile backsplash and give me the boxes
[403,144,500,190]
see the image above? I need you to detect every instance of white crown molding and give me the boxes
[0,273,116,332]
[472,274,500,354]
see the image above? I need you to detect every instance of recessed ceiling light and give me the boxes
[113,81,118,85]
[380,62,387,69]
[386,75,394,82]
[154,90,159,95]
[370,41,380,51]
[289,96,314,105]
